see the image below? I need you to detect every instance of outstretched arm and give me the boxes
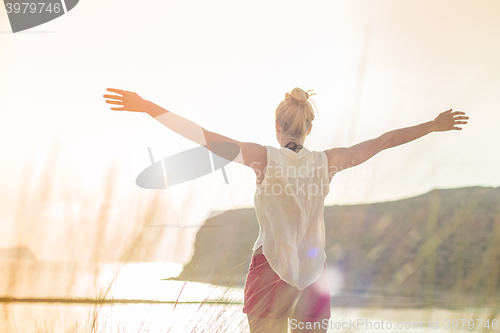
[324,109,469,178]
[103,88,266,173]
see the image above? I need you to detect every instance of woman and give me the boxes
[104,87,468,333]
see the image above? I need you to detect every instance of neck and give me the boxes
[282,141,304,153]
[280,136,304,147]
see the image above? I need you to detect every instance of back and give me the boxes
[253,145,330,290]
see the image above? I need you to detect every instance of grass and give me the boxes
[1,137,248,332]
[2,136,500,332]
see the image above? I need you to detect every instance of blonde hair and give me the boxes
[275,87,318,138]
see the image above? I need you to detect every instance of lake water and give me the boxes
[1,261,498,332]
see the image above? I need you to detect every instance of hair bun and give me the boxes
[275,87,318,139]
[286,87,311,106]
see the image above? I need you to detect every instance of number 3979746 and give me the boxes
[6,2,62,14]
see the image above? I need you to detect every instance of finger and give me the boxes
[453,126,462,130]
[454,116,469,120]
[454,121,468,125]
[103,94,123,100]
[111,107,127,111]
[107,88,126,94]
[106,100,123,105]
[451,111,465,116]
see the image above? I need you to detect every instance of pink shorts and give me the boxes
[243,254,331,322]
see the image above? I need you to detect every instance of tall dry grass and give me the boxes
[1,137,248,332]
[2,136,500,332]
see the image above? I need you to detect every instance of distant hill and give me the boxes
[172,186,500,308]
[0,246,36,261]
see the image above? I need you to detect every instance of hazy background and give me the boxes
[1,0,499,263]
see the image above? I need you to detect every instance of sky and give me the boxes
[0,0,499,262]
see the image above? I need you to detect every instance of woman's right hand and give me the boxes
[433,109,469,131]
[104,88,149,113]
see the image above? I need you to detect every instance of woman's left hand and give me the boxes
[103,88,148,112]
[433,109,469,131]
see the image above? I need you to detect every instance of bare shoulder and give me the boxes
[323,147,347,181]
[323,136,385,180]
[239,142,267,171]
[238,143,267,185]
[323,147,343,160]
[202,128,266,170]
[323,147,346,167]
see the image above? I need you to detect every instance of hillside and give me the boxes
[0,246,36,261]
[171,186,500,307]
